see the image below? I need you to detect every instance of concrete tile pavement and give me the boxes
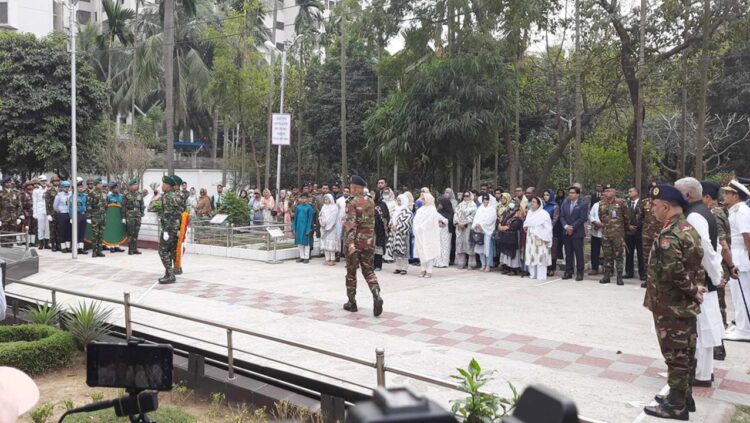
[6,249,750,422]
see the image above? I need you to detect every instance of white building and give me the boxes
[262,0,337,51]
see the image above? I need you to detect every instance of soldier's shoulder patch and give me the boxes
[660,237,671,250]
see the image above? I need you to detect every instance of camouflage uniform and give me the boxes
[711,206,731,328]
[0,185,23,234]
[44,184,59,249]
[644,215,703,412]
[641,199,661,268]
[343,192,383,316]
[158,190,182,280]
[122,190,145,254]
[87,188,108,256]
[599,197,629,283]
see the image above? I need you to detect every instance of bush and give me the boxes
[0,324,76,375]
[450,359,519,423]
[62,301,113,350]
[63,406,197,423]
[217,191,251,226]
[23,302,64,326]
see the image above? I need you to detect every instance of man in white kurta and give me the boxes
[723,180,750,341]
[675,178,724,386]
[32,176,49,248]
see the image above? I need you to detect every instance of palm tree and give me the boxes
[102,0,135,110]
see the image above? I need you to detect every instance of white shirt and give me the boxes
[685,211,723,285]
[32,186,47,218]
[589,202,602,238]
[728,202,750,271]
[336,196,348,225]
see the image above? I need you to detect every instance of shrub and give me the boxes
[22,302,64,326]
[0,324,76,374]
[62,406,197,423]
[450,359,519,423]
[30,403,54,423]
[217,191,251,226]
[62,301,113,350]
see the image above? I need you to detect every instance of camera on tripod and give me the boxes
[59,339,174,423]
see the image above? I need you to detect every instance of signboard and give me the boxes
[272,113,292,146]
[266,227,285,239]
[210,214,229,224]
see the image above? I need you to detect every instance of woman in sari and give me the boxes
[523,197,553,280]
[543,189,561,277]
[435,197,454,268]
[318,194,339,265]
[390,194,413,275]
[453,192,477,269]
[472,194,497,272]
[382,187,397,261]
[260,189,276,224]
[497,201,523,274]
[413,193,446,278]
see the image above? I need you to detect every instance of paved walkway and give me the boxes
[7,249,750,423]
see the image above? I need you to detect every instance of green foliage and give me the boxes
[0,33,109,175]
[62,406,197,423]
[0,324,76,375]
[63,399,76,411]
[217,192,251,226]
[90,392,106,403]
[450,359,519,422]
[30,403,54,423]
[22,302,64,326]
[581,133,633,190]
[62,302,114,350]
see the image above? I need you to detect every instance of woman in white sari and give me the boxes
[523,197,553,280]
[472,194,497,272]
[413,193,447,278]
[454,192,477,269]
[319,194,340,265]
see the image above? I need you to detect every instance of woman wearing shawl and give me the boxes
[260,189,276,224]
[277,190,292,234]
[542,189,561,276]
[413,193,447,278]
[390,194,413,274]
[435,197,455,268]
[494,193,512,265]
[444,188,458,209]
[453,192,477,269]
[374,191,391,271]
[497,201,523,274]
[523,197,553,280]
[472,194,497,272]
[319,194,340,265]
[382,187,397,261]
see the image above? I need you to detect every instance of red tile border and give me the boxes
[456,326,485,335]
[466,335,497,346]
[430,337,461,347]
[504,334,535,343]
[644,366,665,378]
[599,369,638,383]
[386,328,413,337]
[478,347,511,357]
[719,379,750,395]
[414,318,441,327]
[535,356,569,369]
[618,353,655,366]
[422,327,449,336]
[519,345,552,357]
[576,356,614,368]
[558,343,592,354]
[381,319,406,328]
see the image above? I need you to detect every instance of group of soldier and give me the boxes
[0,175,146,257]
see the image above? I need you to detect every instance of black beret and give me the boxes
[2,176,13,184]
[700,181,721,200]
[351,175,367,187]
[651,184,688,207]
[603,184,615,190]
[738,176,750,185]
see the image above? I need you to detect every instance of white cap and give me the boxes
[76,176,83,183]
[38,175,48,182]
[0,367,39,419]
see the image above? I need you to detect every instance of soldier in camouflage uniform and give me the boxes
[45,176,60,251]
[645,184,705,420]
[87,178,108,258]
[0,176,23,244]
[343,176,384,317]
[122,178,145,255]
[641,183,662,288]
[598,184,629,285]
[701,181,738,361]
[158,176,182,284]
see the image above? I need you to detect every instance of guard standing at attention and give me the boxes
[122,178,144,255]
[599,184,629,285]
[644,184,705,420]
[88,178,108,258]
[343,176,384,317]
[158,176,182,284]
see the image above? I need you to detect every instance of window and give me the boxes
[276,42,285,52]
[0,2,7,25]
[77,10,91,24]
[275,21,284,31]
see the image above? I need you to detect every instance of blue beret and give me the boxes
[2,176,12,184]
[60,181,71,188]
[651,184,687,207]
[350,175,367,187]
[700,181,721,200]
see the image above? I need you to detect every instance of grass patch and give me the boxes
[62,406,196,423]
[732,405,750,423]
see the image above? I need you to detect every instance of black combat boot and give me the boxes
[714,342,726,360]
[174,267,183,275]
[641,281,647,288]
[655,391,695,413]
[158,270,176,285]
[94,248,106,258]
[616,272,624,285]
[133,249,142,255]
[77,248,88,255]
[372,289,384,317]
[599,271,611,284]
[343,300,358,312]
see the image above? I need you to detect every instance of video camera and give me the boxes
[59,339,173,423]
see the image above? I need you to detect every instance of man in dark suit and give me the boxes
[560,186,588,280]
[624,187,645,280]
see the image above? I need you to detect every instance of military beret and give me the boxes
[603,184,615,190]
[171,175,183,186]
[162,175,174,185]
[724,179,750,200]
[60,180,71,188]
[350,175,367,187]
[128,177,137,186]
[50,175,60,182]
[86,178,94,184]
[700,181,721,200]
[651,184,687,207]
[109,182,119,189]
[2,176,13,184]
[94,177,103,185]
[738,176,750,185]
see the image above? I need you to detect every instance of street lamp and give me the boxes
[265,35,303,206]
[70,0,79,259]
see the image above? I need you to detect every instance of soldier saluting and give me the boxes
[644,184,706,420]
[343,176,384,317]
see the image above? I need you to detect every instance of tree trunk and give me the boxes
[694,0,710,179]
[163,0,175,174]
[340,9,348,181]
[222,118,228,185]
[679,0,689,177]
[211,109,219,164]
[265,0,279,190]
[574,0,582,183]
[296,121,302,187]
[250,130,261,190]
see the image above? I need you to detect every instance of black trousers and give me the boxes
[75,214,87,246]
[563,235,584,276]
[590,236,602,271]
[374,254,383,270]
[625,234,644,277]
[55,212,71,245]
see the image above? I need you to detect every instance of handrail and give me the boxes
[5,278,605,423]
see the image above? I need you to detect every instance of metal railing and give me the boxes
[188,221,292,262]
[5,278,605,423]
[0,231,29,249]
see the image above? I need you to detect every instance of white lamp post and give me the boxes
[70,0,79,259]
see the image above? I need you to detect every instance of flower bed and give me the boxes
[0,324,76,375]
